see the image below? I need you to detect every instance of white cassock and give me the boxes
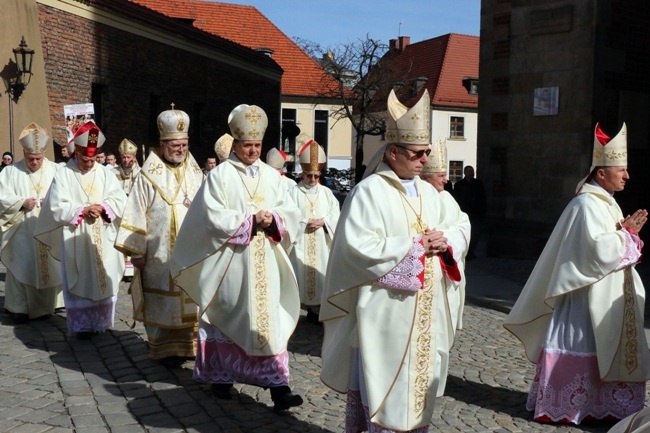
[504,182,650,424]
[288,182,340,307]
[35,160,127,334]
[320,162,460,432]
[170,155,301,386]
[0,159,62,318]
[432,188,470,396]
[115,151,203,359]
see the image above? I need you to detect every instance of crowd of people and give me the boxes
[0,88,648,432]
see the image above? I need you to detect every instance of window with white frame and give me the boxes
[450,116,465,139]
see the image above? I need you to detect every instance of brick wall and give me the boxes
[37,4,281,163]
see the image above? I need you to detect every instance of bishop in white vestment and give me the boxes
[170,104,304,412]
[115,106,202,367]
[35,121,127,339]
[504,123,650,425]
[320,90,461,433]
[0,123,62,322]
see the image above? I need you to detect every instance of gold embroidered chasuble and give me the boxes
[505,182,650,382]
[115,150,203,327]
[288,182,340,306]
[170,155,302,356]
[34,160,127,301]
[0,159,61,290]
[112,162,141,195]
[320,163,454,430]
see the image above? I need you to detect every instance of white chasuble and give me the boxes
[112,163,141,195]
[171,155,301,356]
[0,159,61,289]
[505,182,650,382]
[288,182,340,306]
[320,162,454,430]
[35,160,127,301]
[115,150,203,326]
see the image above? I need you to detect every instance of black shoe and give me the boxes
[211,383,234,400]
[76,331,93,340]
[306,309,320,325]
[12,313,29,324]
[160,356,185,368]
[270,386,303,412]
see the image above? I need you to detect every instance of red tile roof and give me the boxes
[390,33,479,109]
[129,0,338,98]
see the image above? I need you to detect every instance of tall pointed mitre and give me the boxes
[266,148,287,170]
[298,138,326,172]
[157,103,190,140]
[228,104,268,141]
[73,120,105,157]
[421,138,447,175]
[384,89,431,145]
[214,133,233,162]
[118,138,138,156]
[19,123,50,154]
[576,122,627,193]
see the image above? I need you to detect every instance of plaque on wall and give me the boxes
[533,87,559,116]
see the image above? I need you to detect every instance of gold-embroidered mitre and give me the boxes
[157,103,190,140]
[593,122,627,167]
[421,138,447,175]
[214,133,233,162]
[298,138,326,172]
[228,104,268,141]
[19,123,50,154]
[118,138,138,156]
[266,147,287,170]
[385,89,431,145]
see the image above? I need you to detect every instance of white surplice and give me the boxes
[0,159,62,318]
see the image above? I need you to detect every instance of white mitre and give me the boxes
[19,123,50,154]
[266,148,287,170]
[157,103,190,140]
[421,138,447,175]
[228,104,268,141]
[118,138,138,156]
[214,133,233,162]
[385,89,431,145]
[298,139,326,172]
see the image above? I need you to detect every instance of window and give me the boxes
[314,110,329,155]
[450,116,465,139]
[449,161,464,185]
[281,108,297,154]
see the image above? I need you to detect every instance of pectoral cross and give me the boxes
[33,183,44,196]
[247,193,263,213]
[306,201,317,216]
[411,218,427,234]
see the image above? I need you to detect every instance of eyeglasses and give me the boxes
[395,145,431,159]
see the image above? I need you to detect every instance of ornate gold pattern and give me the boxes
[38,242,50,284]
[306,231,317,301]
[413,254,434,416]
[623,267,638,373]
[593,149,627,161]
[253,231,270,347]
[90,220,108,294]
[148,163,163,175]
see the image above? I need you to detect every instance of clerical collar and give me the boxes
[244,160,260,177]
[588,179,615,204]
[400,178,418,198]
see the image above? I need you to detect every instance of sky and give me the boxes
[212,0,480,48]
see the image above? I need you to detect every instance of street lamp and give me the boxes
[7,36,35,154]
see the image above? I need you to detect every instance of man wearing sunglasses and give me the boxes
[321,89,463,433]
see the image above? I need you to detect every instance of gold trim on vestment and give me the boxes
[307,230,317,301]
[90,219,108,294]
[119,222,147,236]
[254,231,270,347]
[38,242,50,285]
[623,267,639,373]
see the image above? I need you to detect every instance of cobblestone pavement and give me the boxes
[0,272,646,433]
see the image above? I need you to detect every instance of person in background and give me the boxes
[288,138,340,324]
[96,150,106,166]
[113,139,141,196]
[419,137,471,396]
[504,123,650,425]
[115,105,203,368]
[0,123,62,323]
[266,147,296,193]
[35,120,127,340]
[1,152,14,172]
[203,155,217,175]
[452,165,486,259]
[320,89,460,433]
[105,152,118,167]
[170,104,303,411]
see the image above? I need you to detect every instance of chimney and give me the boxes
[389,39,398,52]
[398,36,410,52]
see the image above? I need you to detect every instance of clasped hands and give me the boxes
[306,218,324,233]
[620,209,648,235]
[255,210,273,229]
[422,228,448,256]
[83,204,104,220]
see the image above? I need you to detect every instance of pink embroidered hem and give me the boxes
[193,332,290,387]
[527,348,645,424]
[346,390,429,433]
[62,288,116,335]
